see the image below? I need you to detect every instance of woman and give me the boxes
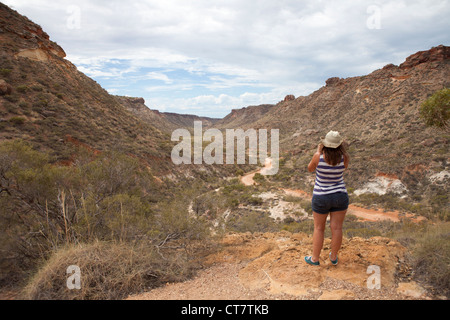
[305,131,350,266]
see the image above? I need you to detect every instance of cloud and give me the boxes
[3,0,450,117]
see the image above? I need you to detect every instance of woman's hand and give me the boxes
[317,143,324,154]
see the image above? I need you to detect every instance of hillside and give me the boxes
[0,3,228,295]
[115,95,220,133]
[0,3,183,175]
[217,45,450,220]
[214,104,276,129]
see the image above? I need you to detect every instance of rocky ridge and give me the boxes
[115,95,220,133]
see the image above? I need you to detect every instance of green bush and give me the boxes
[16,85,28,93]
[282,219,314,234]
[0,140,210,288]
[419,88,450,129]
[253,173,266,183]
[31,85,43,92]
[226,210,278,233]
[0,68,12,77]
[9,116,25,125]
[344,228,382,238]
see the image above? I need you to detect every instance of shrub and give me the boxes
[31,85,43,92]
[9,116,25,125]
[0,68,12,77]
[344,228,382,238]
[253,173,265,182]
[419,88,450,129]
[0,140,208,287]
[16,85,28,93]
[282,219,314,234]
[3,94,19,103]
[410,223,450,297]
[226,210,279,233]
[21,241,198,300]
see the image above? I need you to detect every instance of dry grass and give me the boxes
[21,241,200,300]
[410,222,450,297]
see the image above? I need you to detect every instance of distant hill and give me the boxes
[214,104,276,129]
[115,95,220,133]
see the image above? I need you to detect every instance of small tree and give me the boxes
[419,88,450,130]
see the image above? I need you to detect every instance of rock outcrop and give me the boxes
[400,45,450,69]
[284,94,296,102]
[205,232,413,299]
[215,104,276,129]
[0,3,66,62]
[130,231,429,301]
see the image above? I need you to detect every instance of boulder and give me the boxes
[326,77,341,87]
[284,95,295,102]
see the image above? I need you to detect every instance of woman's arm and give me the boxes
[343,153,350,169]
[307,144,323,172]
[342,141,350,169]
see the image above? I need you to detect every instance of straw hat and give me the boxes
[321,131,344,148]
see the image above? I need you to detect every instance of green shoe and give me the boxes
[329,252,338,266]
[305,256,320,266]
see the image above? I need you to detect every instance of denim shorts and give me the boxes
[312,192,349,215]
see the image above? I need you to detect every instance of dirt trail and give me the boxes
[240,158,273,186]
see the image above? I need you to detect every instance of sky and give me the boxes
[3,0,450,118]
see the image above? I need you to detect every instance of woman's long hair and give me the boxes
[323,144,347,166]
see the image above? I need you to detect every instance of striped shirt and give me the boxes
[313,155,347,196]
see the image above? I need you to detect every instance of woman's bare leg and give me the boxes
[312,212,329,262]
[329,210,347,260]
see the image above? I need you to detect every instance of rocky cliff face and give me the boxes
[0,3,65,61]
[399,45,450,69]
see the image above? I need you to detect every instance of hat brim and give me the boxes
[321,137,343,149]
